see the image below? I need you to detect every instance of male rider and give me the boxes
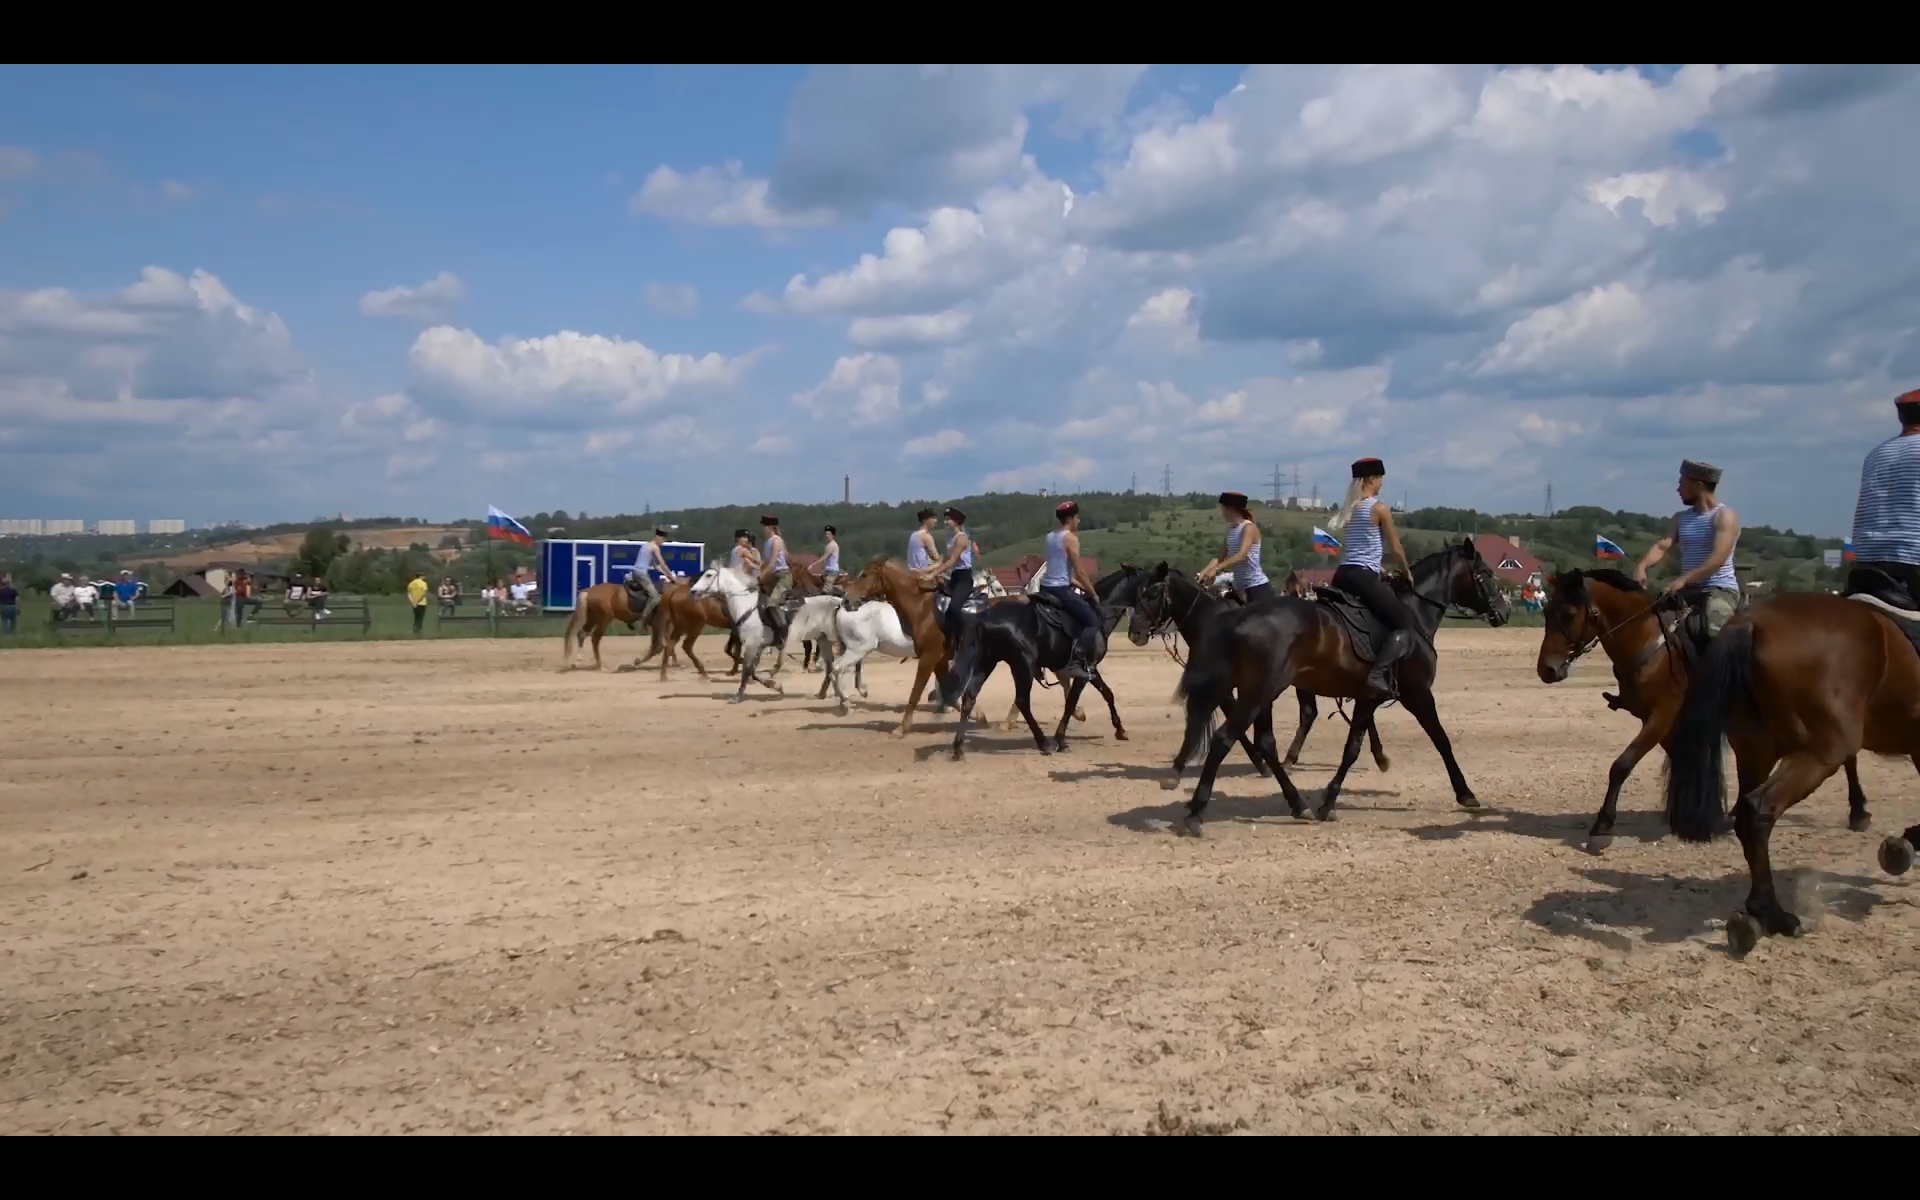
[625,526,674,625]
[1633,460,1742,639]
[1034,500,1103,682]
[1849,389,1920,600]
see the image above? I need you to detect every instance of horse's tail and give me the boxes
[1663,619,1755,843]
[1174,621,1235,765]
[561,601,586,664]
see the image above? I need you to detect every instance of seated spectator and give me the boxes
[111,569,144,617]
[234,569,262,625]
[307,576,331,619]
[72,576,101,619]
[285,576,307,614]
[49,573,78,622]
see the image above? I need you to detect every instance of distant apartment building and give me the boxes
[95,519,137,536]
[44,519,85,535]
[146,519,187,535]
[0,518,45,536]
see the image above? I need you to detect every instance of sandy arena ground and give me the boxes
[3,628,1918,1135]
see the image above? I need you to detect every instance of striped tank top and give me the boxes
[730,546,747,570]
[764,535,787,572]
[1226,519,1268,589]
[1676,504,1738,590]
[1340,497,1384,572]
[1853,433,1920,565]
[821,540,840,574]
[951,531,973,569]
[1038,529,1073,587]
[906,532,932,570]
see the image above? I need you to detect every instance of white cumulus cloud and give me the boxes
[359,271,466,322]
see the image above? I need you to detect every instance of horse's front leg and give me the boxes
[1588,699,1678,853]
[1316,698,1380,821]
[1283,688,1317,766]
[1052,678,1090,752]
[1087,669,1126,741]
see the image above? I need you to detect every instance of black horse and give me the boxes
[942,565,1144,759]
[1173,539,1510,834]
[1128,563,1390,777]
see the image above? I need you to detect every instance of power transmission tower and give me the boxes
[1161,463,1172,498]
[1268,464,1283,505]
[1290,464,1302,509]
[1545,482,1553,518]
[1129,471,1137,494]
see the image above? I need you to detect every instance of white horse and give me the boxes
[689,564,783,702]
[788,594,923,715]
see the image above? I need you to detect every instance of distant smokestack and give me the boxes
[843,475,850,505]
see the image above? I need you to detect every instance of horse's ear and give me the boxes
[1152,561,1169,580]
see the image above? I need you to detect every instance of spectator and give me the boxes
[407,570,429,634]
[0,574,18,634]
[234,569,261,627]
[307,576,331,620]
[111,569,144,618]
[49,573,78,623]
[219,572,237,630]
[437,576,459,616]
[72,575,101,620]
[285,575,307,616]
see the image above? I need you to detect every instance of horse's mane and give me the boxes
[1580,568,1645,594]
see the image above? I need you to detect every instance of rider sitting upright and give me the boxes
[1035,500,1102,682]
[1633,459,1742,639]
[625,526,673,624]
[818,524,844,590]
[1198,490,1272,603]
[1327,457,1416,700]
[1848,389,1920,604]
[759,514,792,644]
[921,505,974,646]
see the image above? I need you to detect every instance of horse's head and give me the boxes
[1536,568,1595,683]
[1449,537,1511,627]
[689,563,749,600]
[1128,561,1176,646]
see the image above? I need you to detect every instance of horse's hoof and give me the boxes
[1315,806,1338,822]
[1878,835,1915,876]
[951,748,965,762]
[728,696,745,705]
[1585,834,1613,856]
[1177,816,1204,838]
[1290,807,1312,823]
[1374,754,1392,773]
[1114,729,1129,742]
[1455,795,1482,810]
[1051,739,1069,754]
[1726,912,1760,960]
[1282,755,1300,769]
[1849,814,1873,834]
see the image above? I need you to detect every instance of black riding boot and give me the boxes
[1364,628,1411,699]
[1063,627,1101,682]
[763,603,788,648]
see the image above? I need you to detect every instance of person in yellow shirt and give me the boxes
[407,571,430,635]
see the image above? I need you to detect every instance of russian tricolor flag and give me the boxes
[486,505,534,546]
[1843,538,1855,563]
[1595,534,1625,560]
[1311,527,1341,555]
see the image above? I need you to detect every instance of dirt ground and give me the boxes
[4,628,1917,1135]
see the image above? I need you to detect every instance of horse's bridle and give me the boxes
[1131,574,1201,664]
[1552,577,1682,676]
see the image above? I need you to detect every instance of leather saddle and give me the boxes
[933,589,991,623]
[1312,585,1395,663]
[1843,566,1920,657]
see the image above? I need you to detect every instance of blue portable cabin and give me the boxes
[538,539,705,611]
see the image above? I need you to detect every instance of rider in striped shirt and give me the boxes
[1634,460,1742,637]
[1850,389,1920,601]
[1198,490,1272,602]
[922,505,975,644]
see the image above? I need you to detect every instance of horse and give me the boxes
[686,563,784,702]
[1536,568,1875,854]
[631,578,742,681]
[1129,563,1389,779]
[561,581,659,671]
[840,556,963,736]
[787,594,923,712]
[1171,538,1510,835]
[940,565,1143,759]
[1660,582,1920,956]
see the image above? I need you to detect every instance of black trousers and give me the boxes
[942,567,973,642]
[1853,560,1920,596]
[1331,565,1414,633]
[1243,581,1275,603]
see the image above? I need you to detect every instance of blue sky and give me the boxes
[3,65,1916,533]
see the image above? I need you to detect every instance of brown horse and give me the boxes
[841,556,952,736]
[1661,590,1920,955]
[633,579,742,681]
[1536,568,1873,853]
[560,582,654,671]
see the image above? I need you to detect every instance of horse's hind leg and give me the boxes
[1183,696,1262,837]
[1283,689,1317,767]
[1089,670,1127,741]
[1844,755,1871,832]
[1008,659,1049,753]
[1731,751,1840,945]
[1052,678,1090,752]
[1317,698,1381,822]
[1366,713,1390,772]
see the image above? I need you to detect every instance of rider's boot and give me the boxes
[1062,627,1102,682]
[1364,628,1412,700]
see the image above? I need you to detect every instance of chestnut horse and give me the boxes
[561,582,657,671]
[840,556,953,736]
[1662,590,1920,955]
[1536,568,1873,854]
[632,579,743,681]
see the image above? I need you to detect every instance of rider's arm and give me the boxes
[928,534,962,577]
[1065,531,1096,594]
[1377,505,1412,577]
[1677,507,1741,587]
[1635,519,1677,582]
[1198,537,1229,578]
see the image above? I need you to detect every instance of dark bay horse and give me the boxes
[1129,563,1389,778]
[1537,568,1874,853]
[940,565,1143,759]
[1661,591,1920,955]
[1172,539,1510,834]
[633,579,742,681]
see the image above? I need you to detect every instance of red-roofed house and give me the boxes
[1466,534,1543,586]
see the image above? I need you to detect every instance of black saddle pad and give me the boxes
[1844,567,1920,657]
[1313,586,1392,662]
[933,591,990,621]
